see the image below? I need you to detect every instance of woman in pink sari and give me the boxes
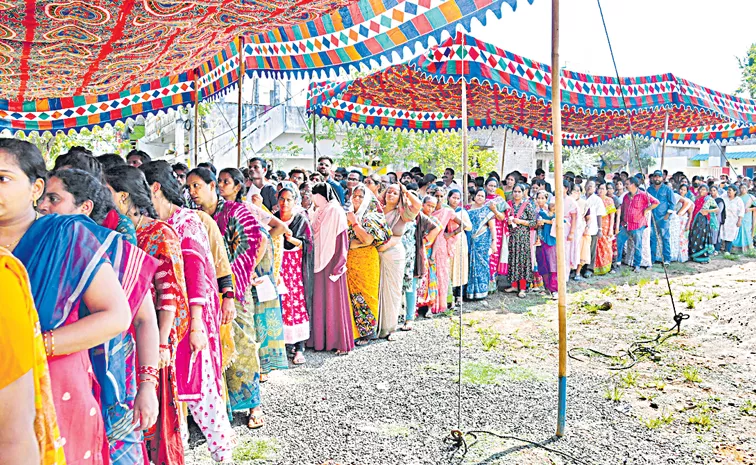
[484,177,510,293]
[431,186,459,313]
[141,162,236,462]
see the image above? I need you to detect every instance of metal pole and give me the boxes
[236,36,245,168]
[462,80,469,205]
[193,72,199,167]
[660,111,669,171]
[552,0,568,438]
[499,129,508,176]
[312,116,318,171]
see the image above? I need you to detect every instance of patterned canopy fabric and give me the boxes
[0,0,529,134]
[307,32,756,146]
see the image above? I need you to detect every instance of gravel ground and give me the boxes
[185,257,756,465]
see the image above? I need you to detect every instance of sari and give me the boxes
[211,199,265,413]
[486,194,509,291]
[14,214,155,465]
[689,195,717,263]
[506,199,537,287]
[416,215,441,311]
[347,192,390,339]
[246,227,288,374]
[450,206,472,289]
[466,206,495,300]
[733,193,754,249]
[136,218,188,465]
[275,211,313,345]
[0,247,66,465]
[430,207,458,313]
[165,208,235,462]
[379,205,418,337]
[594,196,616,275]
[563,195,580,270]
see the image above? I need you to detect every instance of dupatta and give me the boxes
[14,214,157,442]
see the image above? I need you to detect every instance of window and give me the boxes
[744,166,755,178]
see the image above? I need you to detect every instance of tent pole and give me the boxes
[312,116,318,171]
[551,0,568,438]
[193,72,199,167]
[499,129,508,176]
[660,111,669,171]
[462,80,469,206]
[237,36,245,168]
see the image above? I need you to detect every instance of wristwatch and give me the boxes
[221,290,235,300]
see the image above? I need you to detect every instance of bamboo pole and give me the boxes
[236,36,245,168]
[193,72,199,167]
[660,111,669,171]
[552,0,568,438]
[499,129,508,176]
[462,79,469,205]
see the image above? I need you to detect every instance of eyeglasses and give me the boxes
[347,177,360,182]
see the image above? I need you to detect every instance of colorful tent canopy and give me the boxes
[0,0,529,134]
[306,33,756,146]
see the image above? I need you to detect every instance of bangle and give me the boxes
[191,329,205,334]
[44,330,55,357]
[138,365,159,379]
[138,378,158,392]
[159,344,170,350]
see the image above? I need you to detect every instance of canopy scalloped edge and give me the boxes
[241,0,528,81]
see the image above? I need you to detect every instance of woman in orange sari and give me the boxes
[595,182,617,275]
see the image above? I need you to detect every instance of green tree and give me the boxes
[737,43,756,98]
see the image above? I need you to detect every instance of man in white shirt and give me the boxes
[442,167,463,192]
[582,179,606,278]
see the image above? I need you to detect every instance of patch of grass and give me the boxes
[679,290,702,309]
[723,252,740,261]
[710,292,720,298]
[233,437,279,461]
[745,249,756,258]
[458,362,546,385]
[604,385,624,403]
[464,317,481,327]
[637,390,657,402]
[620,371,639,388]
[599,284,617,296]
[688,414,712,431]
[443,308,455,318]
[477,327,501,352]
[636,278,652,297]
[449,319,461,341]
[579,316,596,325]
[511,329,534,349]
[582,302,602,314]
[654,278,660,285]
[682,366,702,383]
[642,411,674,429]
[740,400,756,416]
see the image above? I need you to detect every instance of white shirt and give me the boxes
[585,193,607,236]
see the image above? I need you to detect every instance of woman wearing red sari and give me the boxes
[106,166,189,465]
[484,177,510,293]
[141,161,237,461]
[594,182,617,275]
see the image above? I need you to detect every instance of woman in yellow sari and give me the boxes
[0,247,66,465]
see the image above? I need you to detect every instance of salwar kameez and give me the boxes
[486,195,509,291]
[276,212,313,348]
[733,194,754,249]
[308,230,354,352]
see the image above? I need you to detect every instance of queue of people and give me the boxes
[3,139,756,465]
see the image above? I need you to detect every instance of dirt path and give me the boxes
[185,257,756,465]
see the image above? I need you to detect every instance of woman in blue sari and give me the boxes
[0,139,155,465]
[466,188,497,300]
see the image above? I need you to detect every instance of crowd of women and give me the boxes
[3,138,756,465]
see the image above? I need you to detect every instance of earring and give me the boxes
[33,198,38,208]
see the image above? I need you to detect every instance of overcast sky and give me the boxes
[470,0,754,96]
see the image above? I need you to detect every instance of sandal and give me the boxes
[504,287,518,293]
[247,409,264,430]
[518,290,526,299]
[292,351,305,365]
[386,333,397,341]
[355,338,371,347]
[260,374,268,383]
[335,350,349,356]
[401,322,414,331]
